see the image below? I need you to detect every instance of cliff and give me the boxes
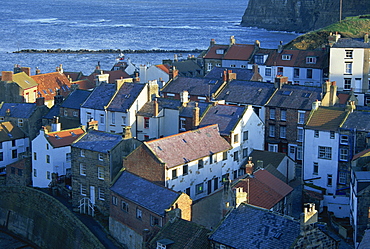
[241,0,370,33]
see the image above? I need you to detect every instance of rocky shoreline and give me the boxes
[12,48,204,54]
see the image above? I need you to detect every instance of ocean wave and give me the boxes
[17,18,60,24]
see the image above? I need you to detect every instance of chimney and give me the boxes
[346,100,356,113]
[300,203,318,234]
[51,116,61,132]
[329,81,337,106]
[5,108,11,117]
[254,40,260,49]
[153,99,159,116]
[36,97,45,106]
[250,64,263,82]
[278,41,284,53]
[87,119,99,130]
[115,79,125,91]
[245,157,254,175]
[169,66,178,80]
[227,70,237,82]
[180,90,189,107]
[274,75,288,89]
[222,70,228,82]
[35,67,41,75]
[365,33,369,44]
[229,35,235,46]
[147,80,159,101]
[21,67,31,76]
[54,90,64,105]
[312,99,321,110]
[56,64,64,74]
[235,187,247,207]
[322,80,331,94]
[192,102,200,128]
[2,71,13,82]
[134,71,140,83]
[122,126,132,139]
[210,38,216,47]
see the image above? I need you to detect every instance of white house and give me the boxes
[0,121,29,174]
[32,123,84,188]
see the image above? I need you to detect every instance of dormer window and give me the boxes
[306,57,317,64]
[282,54,292,60]
[216,49,225,55]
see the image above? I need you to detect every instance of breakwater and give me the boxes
[13,48,205,54]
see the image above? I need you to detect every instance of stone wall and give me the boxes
[0,186,104,249]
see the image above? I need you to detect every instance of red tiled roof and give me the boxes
[265,50,327,69]
[203,45,230,59]
[86,70,131,84]
[46,127,85,148]
[156,64,170,74]
[233,169,293,209]
[352,148,370,161]
[73,79,95,90]
[223,44,255,60]
[305,107,348,131]
[31,72,73,101]
[145,124,231,168]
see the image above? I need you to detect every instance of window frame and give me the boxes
[195,183,204,195]
[97,166,104,180]
[144,117,150,129]
[80,163,86,176]
[121,200,128,212]
[318,146,332,160]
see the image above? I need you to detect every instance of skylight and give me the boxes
[282,90,292,96]
[302,93,312,98]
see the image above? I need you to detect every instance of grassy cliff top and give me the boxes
[284,15,370,50]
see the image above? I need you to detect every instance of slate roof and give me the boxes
[81,83,116,110]
[0,103,37,118]
[204,67,254,81]
[233,169,293,209]
[333,38,370,48]
[72,129,122,153]
[145,124,231,168]
[43,105,60,120]
[223,44,255,60]
[60,89,92,109]
[46,127,85,148]
[249,150,286,169]
[162,77,224,97]
[149,217,210,249]
[172,59,202,77]
[199,104,246,136]
[0,121,26,142]
[266,84,322,110]
[179,101,210,118]
[137,98,180,117]
[341,111,370,132]
[209,203,300,249]
[203,44,230,59]
[305,106,349,131]
[265,49,327,69]
[215,80,276,106]
[31,72,73,101]
[107,83,146,112]
[110,171,181,216]
[12,72,38,89]
[86,70,130,84]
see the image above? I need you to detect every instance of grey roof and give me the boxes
[216,80,276,106]
[341,111,370,132]
[81,83,116,110]
[249,150,286,169]
[107,83,146,112]
[179,101,209,118]
[332,38,370,48]
[72,130,122,153]
[137,98,180,117]
[43,105,61,120]
[0,121,27,142]
[61,89,92,109]
[266,84,322,110]
[110,171,181,216]
[209,204,300,249]
[205,67,254,81]
[199,104,246,136]
[0,103,37,118]
[172,59,202,77]
[162,77,224,97]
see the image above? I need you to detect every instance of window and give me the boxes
[298,111,305,124]
[281,110,286,121]
[46,171,51,180]
[198,159,204,169]
[12,149,17,159]
[66,153,71,162]
[277,67,283,74]
[136,208,142,220]
[340,135,349,144]
[73,111,78,117]
[330,131,335,139]
[0,152,3,161]
[144,117,150,129]
[0,117,3,122]
[46,155,50,163]
[121,201,128,212]
[282,54,292,60]
[80,184,87,196]
[243,148,248,158]
[338,172,347,184]
[0,142,2,149]
[297,146,303,160]
[269,125,275,137]
[46,143,49,150]
[233,134,239,143]
[243,131,248,141]
[345,50,353,58]
[98,153,103,161]
[345,62,352,74]
[195,183,204,195]
[265,67,272,76]
[86,112,92,121]
[230,64,236,68]
[172,169,177,179]
[270,109,276,120]
[18,119,23,127]
[150,215,161,227]
[340,148,349,161]
[306,57,317,64]
[280,126,286,138]
[180,118,186,131]
[183,164,188,175]
[80,150,85,157]
[157,242,167,249]
[318,146,332,160]
[64,110,68,117]
[344,78,352,90]
[207,63,212,71]
[294,68,300,78]
[314,130,319,138]
[222,152,227,161]
[33,152,37,160]
[98,188,105,200]
[268,144,278,152]
[185,187,191,196]
[12,140,16,147]
[307,69,312,79]
[327,174,333,187]
[100,114,104,124]
[112,196,118,206]
[111,112,115,124]
[97,167,104,180]
[33,169,37,177]
[80,163,86,176]
[313,162,318,175]
[233,151,239,161]
[255,55,264,64]
[297,128,304,142]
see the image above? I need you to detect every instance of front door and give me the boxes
[207,180,212,195]
[90,186,95,205]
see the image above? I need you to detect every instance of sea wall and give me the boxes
[0,186,104,249]
[241,0,370,32]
